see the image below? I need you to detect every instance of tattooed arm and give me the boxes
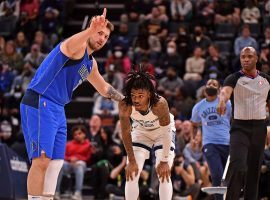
[87,59,124,101]
[118,100,139,181]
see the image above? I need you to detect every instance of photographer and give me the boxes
[171,153,200,200]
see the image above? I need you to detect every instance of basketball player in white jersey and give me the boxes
[119,69,175,200]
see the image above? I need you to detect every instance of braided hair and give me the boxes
[123,66,160,106]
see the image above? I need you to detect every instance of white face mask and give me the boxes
[114,51,123,58]
[167,47,175,54]
[14,92,22,99]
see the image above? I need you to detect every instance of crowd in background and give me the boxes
[1,0,270,199]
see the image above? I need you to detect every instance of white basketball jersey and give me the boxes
[130,106,175,131]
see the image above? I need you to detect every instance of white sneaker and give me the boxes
[71,191,82,200]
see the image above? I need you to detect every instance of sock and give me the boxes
[28,195,42,200]
[159,178,173,200]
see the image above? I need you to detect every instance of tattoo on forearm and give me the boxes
[107,86,124,101]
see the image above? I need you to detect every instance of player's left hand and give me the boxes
[156,161,170,183]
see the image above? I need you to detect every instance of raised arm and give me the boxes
[87,59,124,101]
[60,8,108,59]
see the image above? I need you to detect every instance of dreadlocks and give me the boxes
[123,67,160,106]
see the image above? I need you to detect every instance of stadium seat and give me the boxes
[214,23,237,40]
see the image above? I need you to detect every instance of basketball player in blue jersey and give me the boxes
[119,69,175,200]
[20,8,124,200]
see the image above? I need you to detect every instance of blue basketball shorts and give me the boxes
[20,90,67,161]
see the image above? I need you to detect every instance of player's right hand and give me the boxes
[125,161,139,181]
[89,8,108,32]
[217,100,226,115]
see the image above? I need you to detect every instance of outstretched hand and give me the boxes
[89,8,108,31]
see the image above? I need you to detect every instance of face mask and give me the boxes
[114,51,122,58]
[14,92,22,99]
[167,47,175,54]
[205,87,218,96]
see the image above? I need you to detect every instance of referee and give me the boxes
[217,46,270,200]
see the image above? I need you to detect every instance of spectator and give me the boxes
[55,125,91,200]
[214,0,240,25]
[170,0,193,22]
[184,130,211,188]
[157,66,184,102]
[0,0,20,20]
[24,43,46,69]
[171,153,200,200]
[158,40,183,77]
[195,0,215,28]
[20,0,39,21]
[241,0,261,24]
[14,31,30,56]
[0,61,14,94]
[234,24,258,57]
[190,25,212,56]
[102,64,123,92]
[204,44,228,82]
[184,47,205,82]
[0,40,23,73]
[105,45,131,76]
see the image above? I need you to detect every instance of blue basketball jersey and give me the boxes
[28,43,93,105]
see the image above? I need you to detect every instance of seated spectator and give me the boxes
[0,0,20,21]
[190,25,212,56]
[157,67,184,102]
[55,125,92,200]
[9,61,35,94]
[32,30,51,53]
[40,6,61,44]
[0,61,14,94]
[233,24,258,71]
[20,0,39,21]
[184,47,205,82]
[234,24,258,56]
[93,94,119,127]
[241,0,261,24]
[259,26,270,47]
[143,6,168,41]
[171,153,200,200]
[0,40,23,73]
[24,43,46,68]
[14,31,30,56]
[121,0,146,22]
[105,45,131,76]
[214,0,240,25]
[170,0,193,22]
[102,64,123,92]
[184,130,211,187]
[203,44,228,82]
[195,0,215,28]
[109,23,133,53]
[0,36,5,55]
[16,11,36,42]
[157,40,183,77]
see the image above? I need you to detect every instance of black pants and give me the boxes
[225,120,267,200]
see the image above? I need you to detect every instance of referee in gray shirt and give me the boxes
[217,46,270,200]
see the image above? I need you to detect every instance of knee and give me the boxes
[32,157,51,172]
